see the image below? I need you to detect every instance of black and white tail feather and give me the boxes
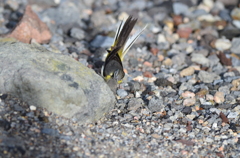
[102,15,147,86]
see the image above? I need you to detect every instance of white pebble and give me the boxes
[30,105,37,111]
[227,112,239,119]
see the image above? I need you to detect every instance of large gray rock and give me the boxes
[0,39,115,124]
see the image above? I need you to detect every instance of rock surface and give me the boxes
[0,39,115,124]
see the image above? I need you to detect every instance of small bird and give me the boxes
[102,16,146,92]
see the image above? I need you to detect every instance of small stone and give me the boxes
[162,58,172,66]
[178,128,187,133]
[230,37,240,54]
[150,47,159,56]
[177,27,192,38]
[175,139,195,146]
[214,39,232,51]
[212,122,218,129]
[217,52,232,66]
[157,54,164,62]
[227,112,239,118]
[196,89,208,98]
[220,112,229,123]
[186,45,194,53]
[198,71,220,83]
[203,0,214,8]
[154,78,173,87]
[210,108,221,115]
[232,20,240,29]
[117,89,128,98]
[173,2,190,16]
[231,78,240,91]
[231,8,240,20]
[213,79,223,85]
[198,14,221,22]
[143,61,153,67]
[180,67,195,77]
[214,91,225,103]
[29,105,37,111]
[182,106,192,115]
[173,15,183,26]
[127,98,143,111]
[205,137,214,143]
[186,114,196,120]
[181,91,195,98]
[151,26,162,33]
[70,28,85,40]
[218,85,230,95]
[191,53,210,67]
[148,96,164,112]
[199,98,212,106]
[143,71,153,78]
[215,20,227,30]
[206,94,214,100]
[157,34,167,43]
[179,82,193,91]
[183,98,196,106]
[164,123,172,131]
[129,57,138,68]
[171,53,186,66]
[90,35,113,48]
[151,134,161,139]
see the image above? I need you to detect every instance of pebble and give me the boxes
[214,39,232,51]
[173,2,190,16]
[171,53,186,66]
[182,106,192,115]
[162,58,172,66]
[180,67,195,77]
[219,9,232,21]
[227,112,239,119]
[157,34,167,43]
[231,7,240,20]
[70,28,85,40]
[183,98,196,106]
[1,1,240,157]
[198,71,219,83]
[186,114,196,120]
[232,20,240,29]
[198,14,220,22]
[214,91,225,103]
[205,137,214,143]
[177,27,192,38]
[230,37,240,54]
[231,78,240,90]
[181,91,195,98]
[218,85,230,95]
[191,53,210,67]
[206,94,214,101]
[29,105,37,111]
[116,89,128,98]
[148,96,164,112]
[90,35,113,48]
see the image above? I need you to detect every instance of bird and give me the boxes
[101,15,146,92]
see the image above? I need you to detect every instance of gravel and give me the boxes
[0,0,240,157]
